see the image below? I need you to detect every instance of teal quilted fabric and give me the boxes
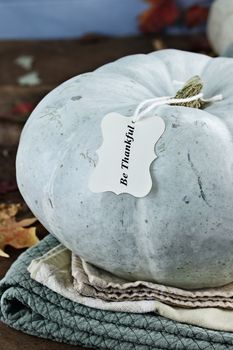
[1,235,233,350]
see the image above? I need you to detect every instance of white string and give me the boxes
[202,94,223,103]
[133,96,171,119]
[132,92,223,123]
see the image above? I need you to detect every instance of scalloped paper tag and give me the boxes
[88,112,165,198]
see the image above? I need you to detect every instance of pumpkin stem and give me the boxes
[174,75,206,109]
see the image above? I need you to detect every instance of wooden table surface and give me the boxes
[0,34,210,350]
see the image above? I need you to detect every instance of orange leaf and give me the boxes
[0,203,39,258]
[139,0,180,34]
[185,5,209,28]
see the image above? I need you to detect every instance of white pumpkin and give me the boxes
[207,0,233,55]
[16,49,233,289]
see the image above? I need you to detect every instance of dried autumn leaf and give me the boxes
[139,0,180,34]
[185,5,209,28]
[11,101,35,116]
[0,203,39,258]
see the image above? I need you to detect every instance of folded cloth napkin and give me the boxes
[28,240,233,333]
[1,236,233,350]
[71,253,233,309]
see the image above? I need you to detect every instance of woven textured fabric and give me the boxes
[1,235,233,350]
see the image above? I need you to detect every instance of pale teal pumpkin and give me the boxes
[16,49,233,289]
[208,0,233,55]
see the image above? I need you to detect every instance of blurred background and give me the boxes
[0,0,213,39]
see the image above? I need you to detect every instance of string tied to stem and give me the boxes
[132,76,223,123]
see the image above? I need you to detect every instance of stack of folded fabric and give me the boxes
[2,234,233,350]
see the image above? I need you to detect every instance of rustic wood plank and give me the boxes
[0,35,210,145]
[0,36,153,86]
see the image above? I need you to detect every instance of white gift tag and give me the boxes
[88,112,165,198]
[88,89,222,198]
